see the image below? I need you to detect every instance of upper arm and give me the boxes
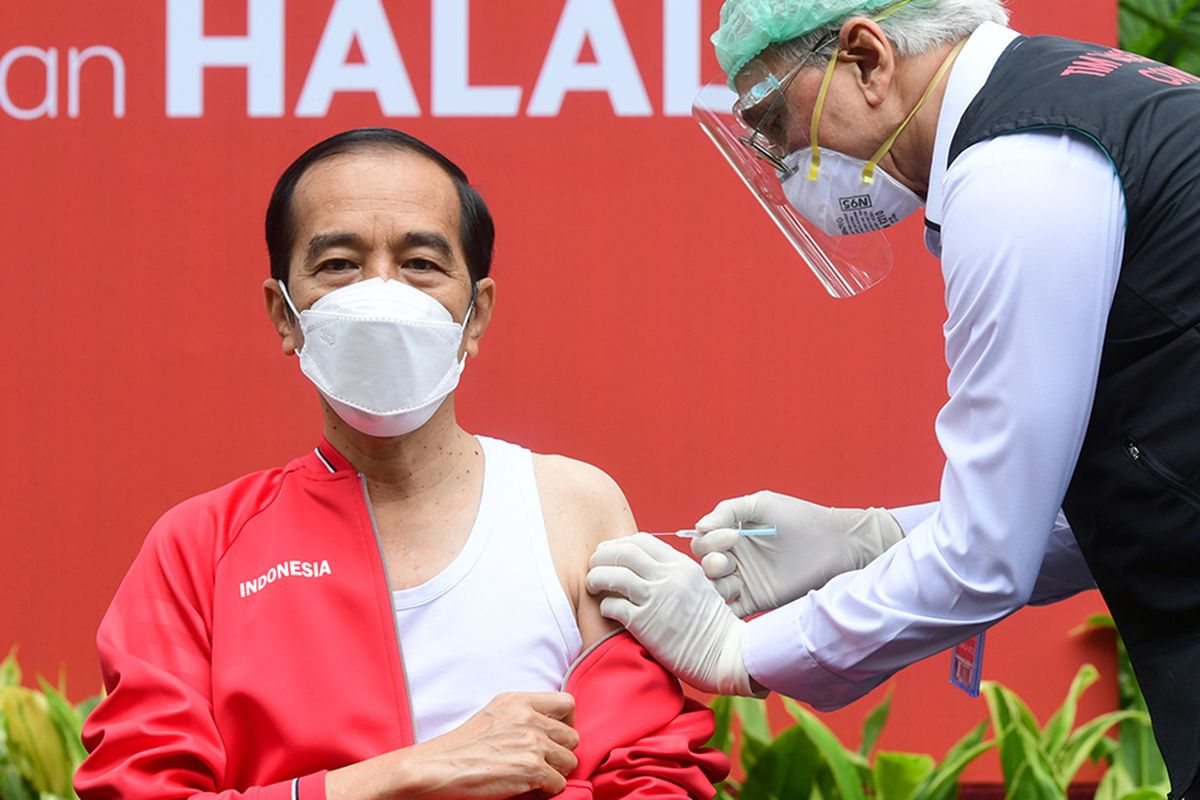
[933,129,1124,603]
[1029,511,1095,605]
[77,510,225,797]
[533,454,636,648]
[77,501,329,800]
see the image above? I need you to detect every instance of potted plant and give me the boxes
[704,618,1169,800]
[0,650,99,800]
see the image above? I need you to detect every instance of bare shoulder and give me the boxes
[533,454,633,532]
[532,453,636,647]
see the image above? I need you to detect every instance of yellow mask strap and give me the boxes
[806,0,917,182]
[807,45,842,180]
[862,36,967,183]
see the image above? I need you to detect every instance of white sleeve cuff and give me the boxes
[887,502,940,535]
[743,601,873,711]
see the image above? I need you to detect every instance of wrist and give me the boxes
[717,619,760,697]
[842,507,906,570]
[326,748,427,800]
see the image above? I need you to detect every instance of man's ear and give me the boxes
[463,277,495,359]
[839,17,895,108]
[263,278,302,356]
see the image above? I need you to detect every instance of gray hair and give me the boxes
[757,0,1009,76]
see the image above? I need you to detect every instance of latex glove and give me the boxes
[693,491,905,618]
[586,533,758,696]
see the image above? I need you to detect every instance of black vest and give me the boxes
[943,36,1200,798]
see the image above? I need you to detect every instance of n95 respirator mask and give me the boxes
[278,277,474,438]
[779,148,924,236]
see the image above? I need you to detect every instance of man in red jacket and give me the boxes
[75,128,727,800]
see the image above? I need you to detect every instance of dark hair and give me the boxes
[265,128,494,284]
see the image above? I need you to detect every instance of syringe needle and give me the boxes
[649,526,778,539]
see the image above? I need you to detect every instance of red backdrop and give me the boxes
[1,0,1117,780]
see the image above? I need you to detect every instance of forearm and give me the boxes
[326,751,424,800]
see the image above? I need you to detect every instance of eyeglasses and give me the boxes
[734,30,839,174]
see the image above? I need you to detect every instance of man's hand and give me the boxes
[586,533,758,696]
[692,491,905,617]
[326,692,579,800]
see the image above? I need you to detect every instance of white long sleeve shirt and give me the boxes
[742,23,1127,707]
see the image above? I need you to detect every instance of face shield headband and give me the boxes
[693,0,965,299]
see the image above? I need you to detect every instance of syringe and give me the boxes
[652,525,777,539]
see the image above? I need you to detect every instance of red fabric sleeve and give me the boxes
[563,631,730,799]
[73,506,328,800]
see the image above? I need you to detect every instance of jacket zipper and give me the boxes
[1126,439,1200,510]
[358,473,419,740]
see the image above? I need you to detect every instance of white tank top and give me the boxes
[391,436,584,743]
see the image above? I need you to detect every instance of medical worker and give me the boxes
[587,1,1200,796]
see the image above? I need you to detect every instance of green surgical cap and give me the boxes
[713,0,904,87]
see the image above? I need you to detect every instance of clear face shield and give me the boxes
[693,0,927,299]
[692,79,894,299]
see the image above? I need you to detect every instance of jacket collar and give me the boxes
[312,437,354,474]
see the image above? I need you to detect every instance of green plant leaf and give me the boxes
[1120,0,1200,64]
[1112,715,1169,791]
[911,722,994,800]
[733,697,773,774]
[739,726,819,800]
[874,752,934,800]
[1117,789,1173,800]
[1075,615,1169,788]
[1056,710,1145,789]
[849,749,875,794]
[707,696,734,754]
[1040,664,1099,758]
[735,697,772,743]
[1,765,39,800]
[1094,762,1127,800]
[913,739,995,800]
[74,697,101,726]
[1004,726,1064,800]
[859,691,892,758]
[983,682,1030,785]
[35,679,86,767]
[1072,614,1117,634]
[984,682,1066,798]
[1090,736,1118,763]
[0,650,20,691]
[783,700,866,800]
[0,687,73,798]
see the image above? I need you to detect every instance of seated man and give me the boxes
[74,128,727,800]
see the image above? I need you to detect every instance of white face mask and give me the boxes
[780,148,924,237]
[278,277,474,438]
[776,37,966,239]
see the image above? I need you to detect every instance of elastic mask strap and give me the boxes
[807,46,841,181]
[458,283,478,366]
[464,282,478,328]
[277,279,302,318]
[809,0,916,182]
[862,37,967,184]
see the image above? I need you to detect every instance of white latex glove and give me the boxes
[693,491,905,618]
[586,533,759,696]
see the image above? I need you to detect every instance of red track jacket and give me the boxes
[75,442,728,799]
